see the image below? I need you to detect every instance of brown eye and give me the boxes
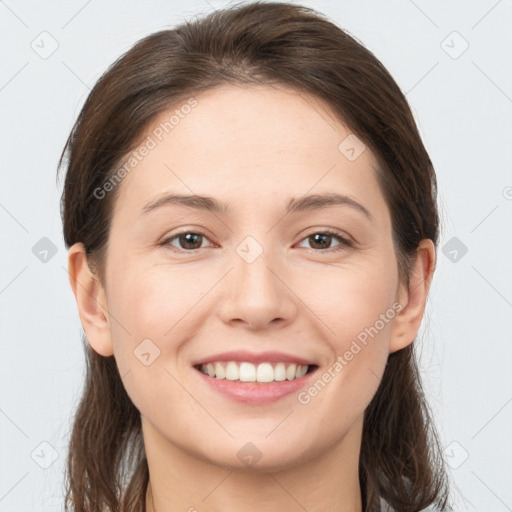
[297,230,353,253]
[162,229,353,254]
[164,231,210,251]
[307,233,334,250]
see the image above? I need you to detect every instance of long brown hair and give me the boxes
[58,2,452,510]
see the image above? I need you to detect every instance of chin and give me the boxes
[195,437,314,474]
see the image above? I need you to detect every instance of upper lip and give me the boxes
[192,350,316,367]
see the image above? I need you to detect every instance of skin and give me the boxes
[68,83,435,512]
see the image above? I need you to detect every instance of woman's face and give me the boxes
[85,83,420,471]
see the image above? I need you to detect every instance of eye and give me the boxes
[162,229,353,254]
[296,230,354,253]
[162,231,214,252]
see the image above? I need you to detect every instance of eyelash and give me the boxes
[160,229,354,254]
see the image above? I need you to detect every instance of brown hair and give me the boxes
[58,2,452,511]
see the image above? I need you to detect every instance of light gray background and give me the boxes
[1,1,511,510]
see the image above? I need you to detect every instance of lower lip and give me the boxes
[194,367,317,404]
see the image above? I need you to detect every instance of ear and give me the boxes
[67,242,114,357]
[389,238,436,354]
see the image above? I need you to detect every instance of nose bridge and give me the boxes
[217,231,297,329]
[234,232,282,300]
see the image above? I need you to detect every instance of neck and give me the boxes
[143,415,364,512]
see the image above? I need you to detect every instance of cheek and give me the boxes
[105,257,218,397]
[303,254,398,347]
[299,251,398,405]
[295,270,396,436]
[104,262,198,418]
[108,259,202,338]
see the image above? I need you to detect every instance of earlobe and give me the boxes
[67,243,114,357]
[389,239,436,354]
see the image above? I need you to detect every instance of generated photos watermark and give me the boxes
[93,97,198,200]
[297,301,403,405]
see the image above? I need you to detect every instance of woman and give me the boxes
[58,1,452,511]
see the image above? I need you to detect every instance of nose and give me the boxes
[217,244,298,331]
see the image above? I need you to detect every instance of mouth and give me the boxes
[193,361,319,384]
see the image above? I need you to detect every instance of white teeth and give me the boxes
[214,362,225,379]
[256,362,274,383]
[286,363,297,380]
[296,364,308,378]
[274,362,286,381]
[239,362,256,382]
[198,361,311,383]
[225,361,239,380]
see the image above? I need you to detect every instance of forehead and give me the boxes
[155,83,353,160]
[112,83,387,223]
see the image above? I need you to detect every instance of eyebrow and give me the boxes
[142,192,374,221]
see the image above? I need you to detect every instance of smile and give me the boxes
[193,362,319,404]
[195,361,317,383]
